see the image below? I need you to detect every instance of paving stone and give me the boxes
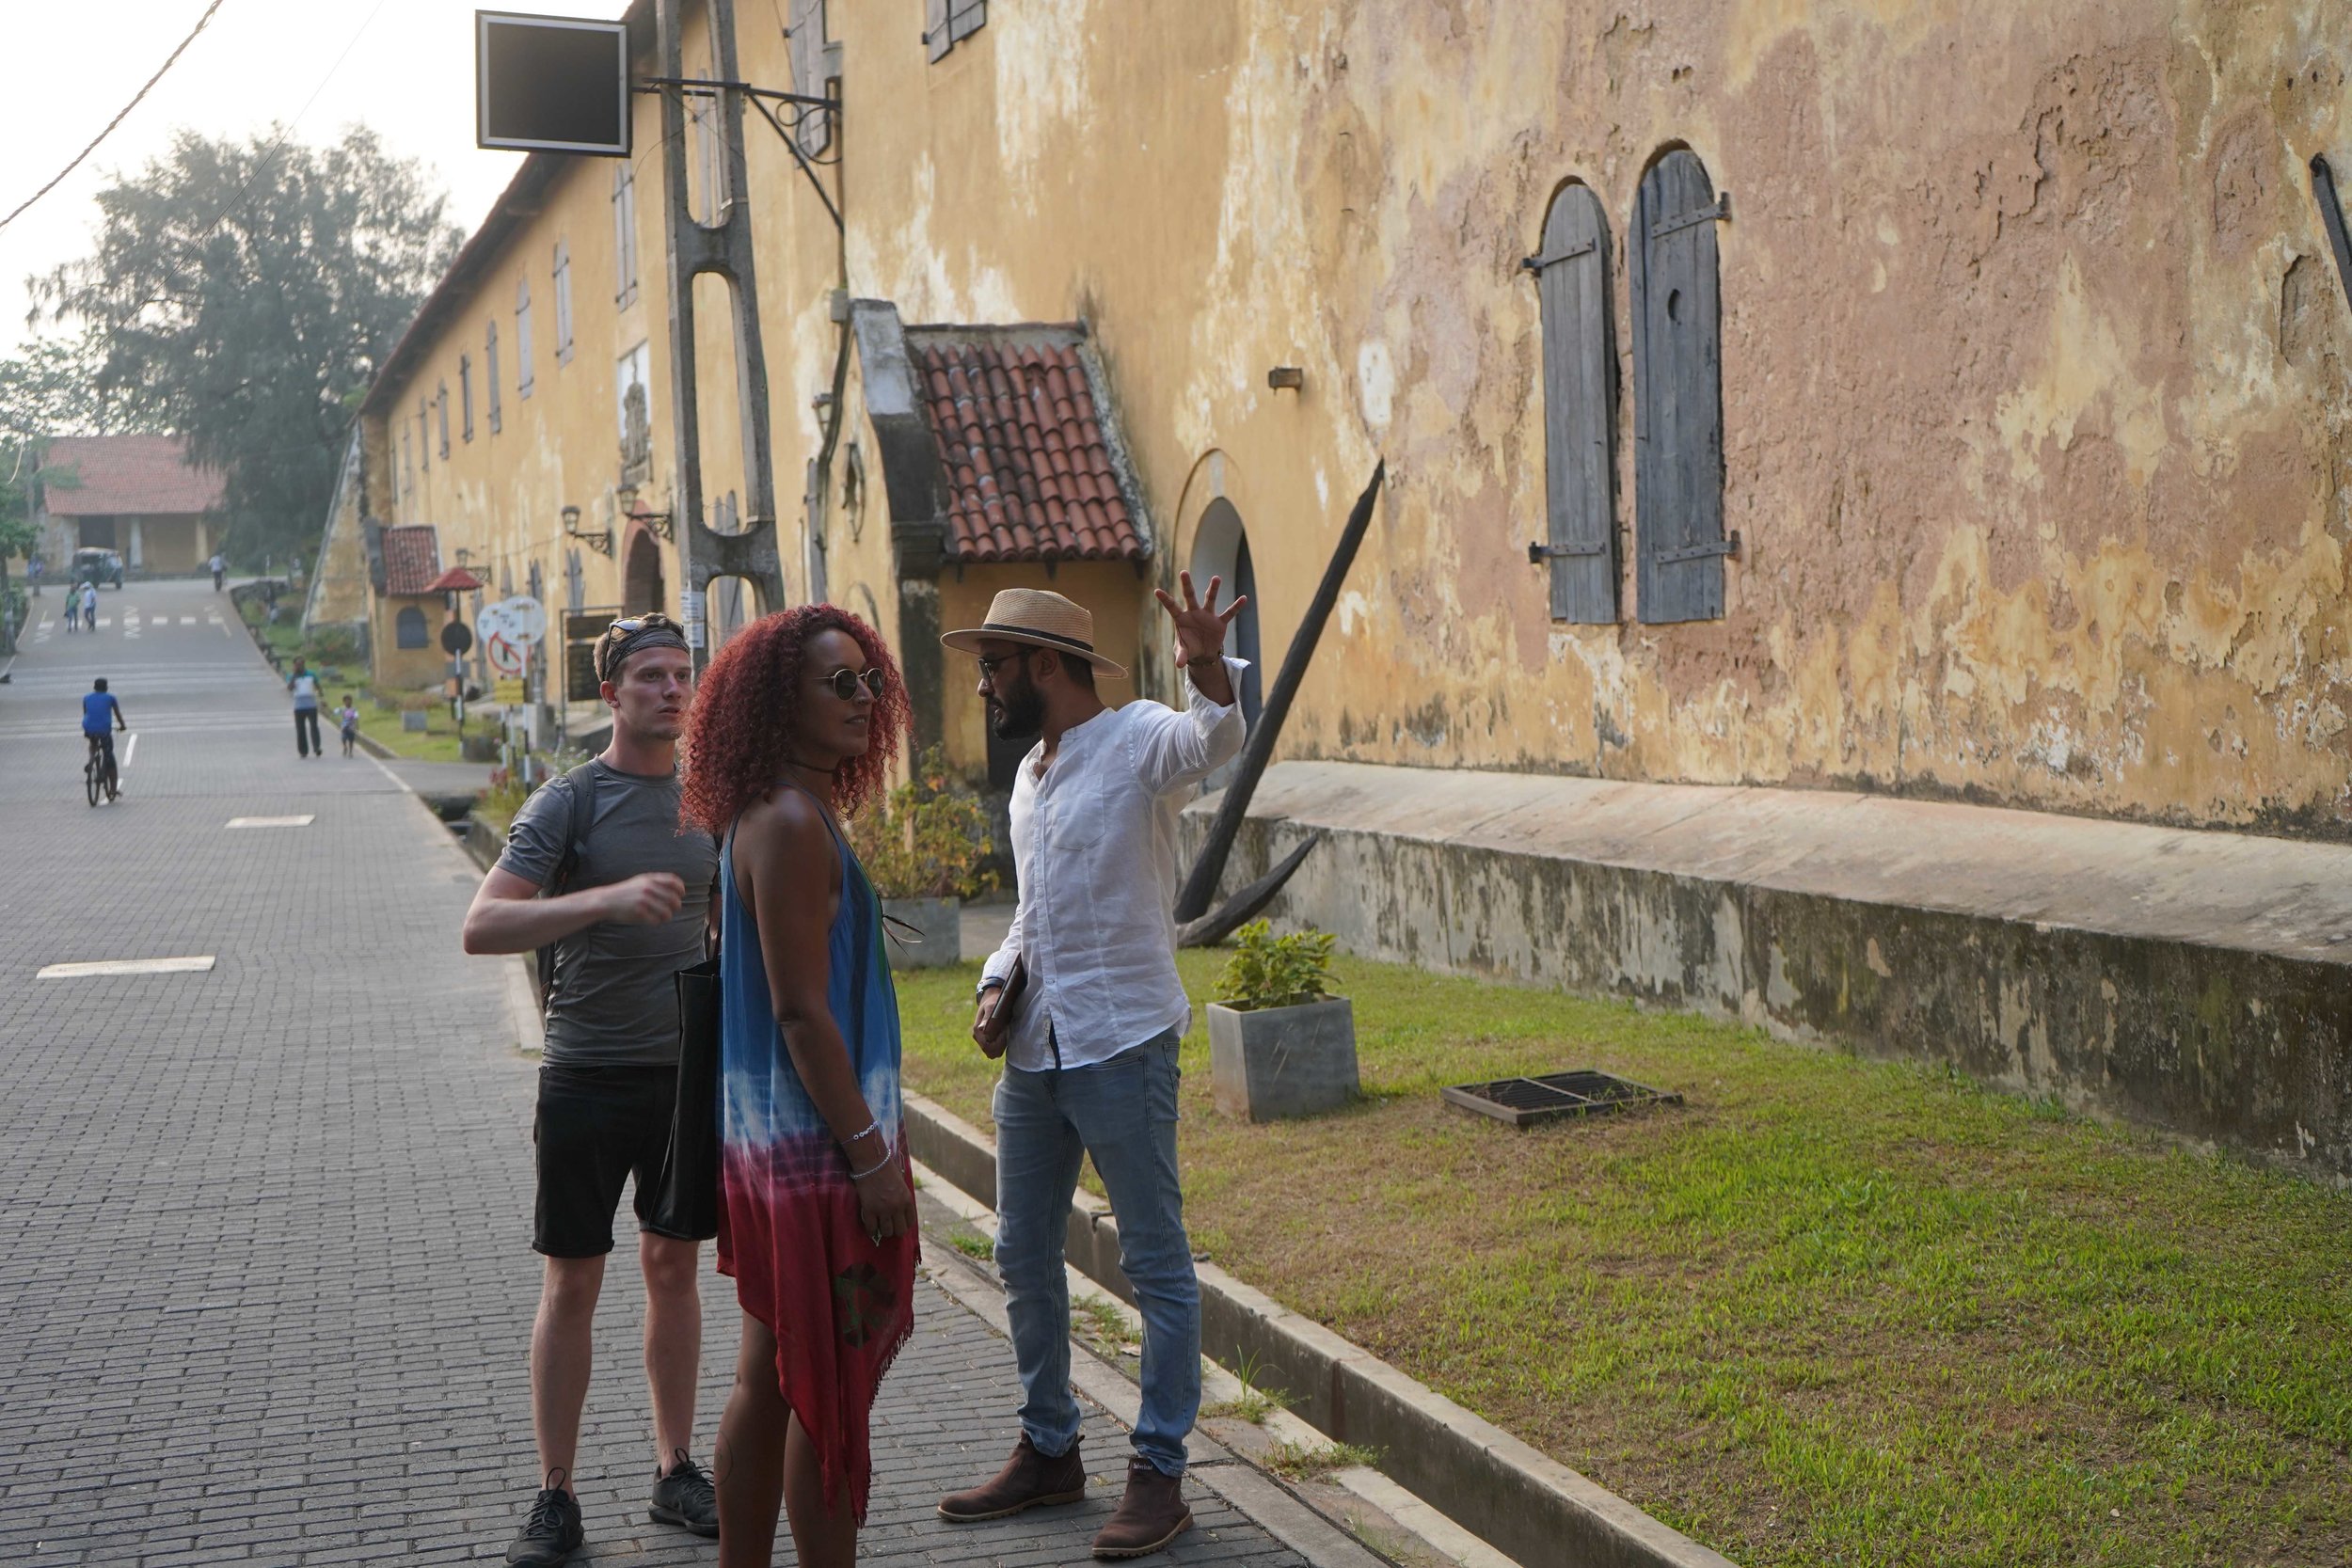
[0,580,1314,1568]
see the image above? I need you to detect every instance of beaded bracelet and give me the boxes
[838,1117,880,1151]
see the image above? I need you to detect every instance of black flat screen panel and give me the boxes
[477,11,631,156]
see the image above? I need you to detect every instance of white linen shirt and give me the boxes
[982,659,1248,1072]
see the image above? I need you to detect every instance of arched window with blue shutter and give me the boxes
[395,607,428,649]
[1530,181,1618,624]
[1630,148,1732,624]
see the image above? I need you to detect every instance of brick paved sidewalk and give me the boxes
[0,580,1324,1567]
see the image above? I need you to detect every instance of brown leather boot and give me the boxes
[937,1434,1088,1522]
[1090,1458,1193,1560]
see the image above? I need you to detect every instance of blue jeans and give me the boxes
[992,1030,1199,1476]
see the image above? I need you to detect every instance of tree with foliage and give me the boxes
[33,126,461,564]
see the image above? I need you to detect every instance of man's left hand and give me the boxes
[1154,570,1248,668]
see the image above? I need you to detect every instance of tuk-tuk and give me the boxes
[71,547,125,589]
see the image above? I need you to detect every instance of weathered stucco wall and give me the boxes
[778,0,2352,832]
[351,0,2352,832]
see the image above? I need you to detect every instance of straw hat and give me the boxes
[940,587,1129,679]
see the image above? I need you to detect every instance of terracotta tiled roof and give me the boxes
[38,435,224,517]
[910,331,1149,563]
[382,526,443,595]
[424,566,485,593]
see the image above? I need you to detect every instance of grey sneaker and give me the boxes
[650,1449,719,1537]
[505,1480,583,1566]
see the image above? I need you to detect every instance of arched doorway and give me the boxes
[1187,499,1263,722]
[623,530,665,616]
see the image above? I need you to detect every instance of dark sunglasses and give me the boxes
[821,666,886,702]
[608,616,648,633]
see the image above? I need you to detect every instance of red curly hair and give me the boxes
[680,604,910,833]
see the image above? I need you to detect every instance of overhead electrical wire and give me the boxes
[0,0,231,236]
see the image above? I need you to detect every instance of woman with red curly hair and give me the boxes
[682,605,917,1568]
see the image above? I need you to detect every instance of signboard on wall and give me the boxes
[476,11,632,156]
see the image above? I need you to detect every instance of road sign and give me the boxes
[476,11,631,156]
[480,594,548,646]
[440,620,474,656]
[494,677,527,705]
[485,630,529,678]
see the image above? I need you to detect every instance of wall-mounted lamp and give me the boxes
[562,502,613,557]
[615,483,675,541]
[1267,367,1305,393]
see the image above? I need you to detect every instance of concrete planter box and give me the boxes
[1208,998,1359,1121]
[882,895,961,970]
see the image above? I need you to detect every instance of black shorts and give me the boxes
[532,1062,688,1258]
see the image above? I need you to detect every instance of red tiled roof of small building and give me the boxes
[910,333,1148,563]
[382,526,443,595]
[38,435,224,517]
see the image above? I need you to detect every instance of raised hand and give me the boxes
[1153,570,1248,668]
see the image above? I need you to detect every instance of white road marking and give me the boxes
[39,956,216,979]
[96,617,112,628]
[226,816,315,829]
[181,616,196,626]
[124,734,138,768]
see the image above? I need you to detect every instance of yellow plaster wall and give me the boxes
[356,0,2352,834]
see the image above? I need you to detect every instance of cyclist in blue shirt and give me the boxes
[83,678,127,794]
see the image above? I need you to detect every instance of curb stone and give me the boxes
[904,1090,1740,1568]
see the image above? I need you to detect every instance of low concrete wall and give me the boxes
[1184,763,2352,1181]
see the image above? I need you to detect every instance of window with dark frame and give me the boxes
[438,383,452,459]
[1532,181,1619,625]
[1629,148,1731,625]
[486,322,502,434]
[459,357,473,443]
[926,0,985,61]
[395,606,428,649]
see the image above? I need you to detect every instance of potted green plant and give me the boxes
[1206,920,1359,1121]
[850,746,998,970]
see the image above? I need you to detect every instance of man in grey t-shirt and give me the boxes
[461,613,720,1565]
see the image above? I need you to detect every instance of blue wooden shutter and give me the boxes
[1532,183,1617,623]
[1631,150,1730,625]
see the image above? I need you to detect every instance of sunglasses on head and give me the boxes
[608,616,648,634]
[821,666,886,702]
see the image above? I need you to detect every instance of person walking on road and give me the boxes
[26,555,40,597]
[679,605,918,1568]
[79,581,97,630]
[337,693,360,758]
[286,658,324,757]
[460,611,722,1566]
[934,579,1249,1560]
[209,552,225,592]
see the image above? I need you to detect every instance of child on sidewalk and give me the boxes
[338,694,361,758]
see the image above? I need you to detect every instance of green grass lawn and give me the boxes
[894,952,2352,1568]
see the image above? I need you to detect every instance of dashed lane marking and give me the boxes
[37,956,216,979]
[226,816,315,829]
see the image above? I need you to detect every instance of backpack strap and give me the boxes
[536,761,603,1012]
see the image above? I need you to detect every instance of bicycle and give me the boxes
[85,735,119,806]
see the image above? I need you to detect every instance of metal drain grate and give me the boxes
[1441,1069,1682,1129]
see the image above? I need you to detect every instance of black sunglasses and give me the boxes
[821,666,886,702]
[609,616,648,633]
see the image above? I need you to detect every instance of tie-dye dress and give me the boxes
[716,783,917,1522]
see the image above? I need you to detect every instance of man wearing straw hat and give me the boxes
[936,576,1248,1560]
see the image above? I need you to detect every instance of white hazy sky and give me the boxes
[0,0,632,358]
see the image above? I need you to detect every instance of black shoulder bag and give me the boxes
[533,762,602,1015]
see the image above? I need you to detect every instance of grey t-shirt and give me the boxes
[497,760,718,1067]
